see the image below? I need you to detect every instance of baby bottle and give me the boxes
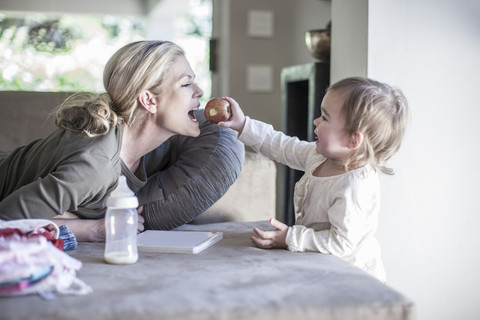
[104,175,139,264]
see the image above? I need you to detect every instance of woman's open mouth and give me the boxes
[188,108,199,122]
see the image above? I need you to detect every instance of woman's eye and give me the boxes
[321,115,327,121]
[181,83,191,87]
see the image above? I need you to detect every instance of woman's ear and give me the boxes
[348,131,364,150]
[138,90,157,114]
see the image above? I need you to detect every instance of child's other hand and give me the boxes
[217,97,246,134]
[251,218,288,249]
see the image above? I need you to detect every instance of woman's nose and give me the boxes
[195,84,204,98]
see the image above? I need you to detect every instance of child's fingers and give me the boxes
[253,227,276,239]
[250,235,274,249]
[269,218,288,231]
[223,96,240,111]
[219,96,246,131]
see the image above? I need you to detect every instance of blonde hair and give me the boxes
[328,77,409,175]
[54,41,184,137]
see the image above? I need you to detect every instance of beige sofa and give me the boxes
[194,150,276,224]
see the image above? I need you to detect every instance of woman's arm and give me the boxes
[50,217,106,242]
[0,152,119,223]
[51,206,144,242]
[139,112,244,230]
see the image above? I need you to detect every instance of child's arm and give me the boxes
[251,218,288,249]
[218,97,313,171]
[287,178,380,259]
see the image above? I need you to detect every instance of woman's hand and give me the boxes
[251,218,288,249]
[137,206,145,233]
[217,97,247,134]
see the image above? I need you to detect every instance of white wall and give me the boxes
[334,0,480,319]
[330,0,368,81]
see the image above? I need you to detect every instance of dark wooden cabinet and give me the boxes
[280,62,330,225]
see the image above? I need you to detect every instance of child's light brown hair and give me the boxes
[328,77,409,175]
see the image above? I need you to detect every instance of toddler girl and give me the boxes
[219,77,408,281]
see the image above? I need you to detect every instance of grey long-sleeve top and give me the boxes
[0,111,244,227]
[0,125,125,219]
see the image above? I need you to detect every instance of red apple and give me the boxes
[204,98,232,123]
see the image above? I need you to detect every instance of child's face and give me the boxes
[313,90,352,161]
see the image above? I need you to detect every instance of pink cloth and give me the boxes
[0,227,64,251]
[0,219,91,298]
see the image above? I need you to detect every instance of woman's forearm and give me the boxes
[51,217,105,242]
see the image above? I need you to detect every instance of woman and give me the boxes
[0,41,244,241]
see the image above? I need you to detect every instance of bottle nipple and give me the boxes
[106,175,139,208]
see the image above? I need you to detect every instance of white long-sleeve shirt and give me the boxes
[238,117,386,281]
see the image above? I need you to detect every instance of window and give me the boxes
[173,0,212,101]
[0,1,212,100]
[0,12,146,92]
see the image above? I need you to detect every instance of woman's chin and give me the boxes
[185,125,201,137]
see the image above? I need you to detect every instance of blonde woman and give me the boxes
[218,77,409,281]
[0,41,243,241]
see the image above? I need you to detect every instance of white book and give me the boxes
[136,230,223,254]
